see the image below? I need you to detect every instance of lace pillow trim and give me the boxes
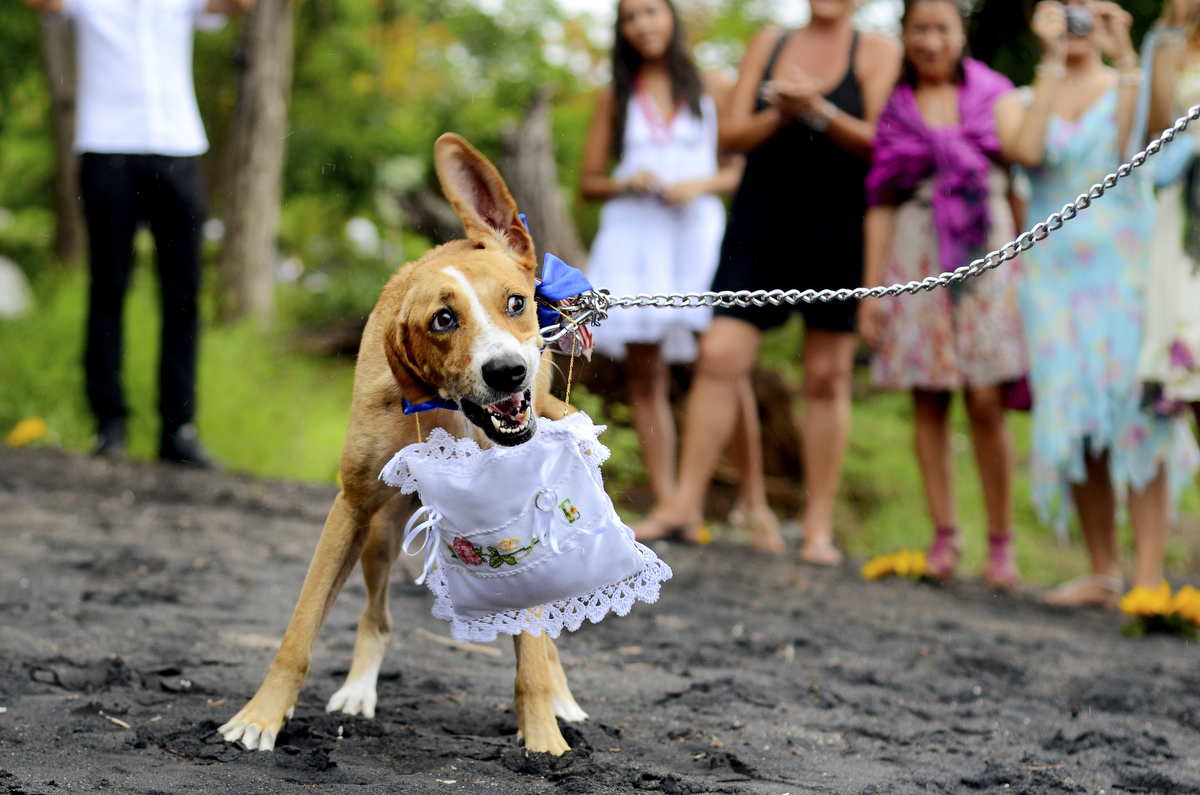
[428,532,673,643]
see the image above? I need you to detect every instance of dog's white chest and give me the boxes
[380,413,671,642]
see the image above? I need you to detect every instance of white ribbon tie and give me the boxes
[403,504,444,585]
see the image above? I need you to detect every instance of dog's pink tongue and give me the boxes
[490,392,523,417]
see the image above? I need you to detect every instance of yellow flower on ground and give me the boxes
[694,523,712,546]
[861,550,926,581]
[1119,581,1174,617]
[6,417,48,448]
[894,549,926,578]
[861,552,896,580]
[1169,585,1200,626]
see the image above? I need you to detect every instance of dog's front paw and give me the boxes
[518,724,571,756]
[326,677,377,719]
[219,697,291,751]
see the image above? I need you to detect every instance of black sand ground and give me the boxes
[1,447,1198,794]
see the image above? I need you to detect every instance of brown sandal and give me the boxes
[799,539,843,566]
[728,501,784,554]
[632,516,700,545]
[1043,573,1124,608]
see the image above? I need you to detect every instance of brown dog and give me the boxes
[219,134,586,755]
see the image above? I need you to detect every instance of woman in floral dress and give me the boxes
[1018,0,1198,607]
[859,0,1029,588]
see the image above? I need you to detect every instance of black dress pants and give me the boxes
[79,153,206,435]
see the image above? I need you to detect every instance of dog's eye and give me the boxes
[507,295,526,316]
[430,309,458,332]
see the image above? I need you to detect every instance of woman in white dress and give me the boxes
[1142,0,1200,430]
[581,0,774,544]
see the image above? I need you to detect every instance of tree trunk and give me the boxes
[40,15,86,267]
[219,0,294,325]
[499,87,588,270]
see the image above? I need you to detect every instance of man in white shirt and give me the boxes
[25,0,254,466]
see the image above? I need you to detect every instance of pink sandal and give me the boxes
[983,531,1021,591]
[924,525,962,581]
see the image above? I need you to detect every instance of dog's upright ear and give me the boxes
[434,133,536,269]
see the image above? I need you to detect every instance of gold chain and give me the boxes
[564,334,577,409]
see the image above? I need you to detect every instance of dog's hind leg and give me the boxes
[220,491,381,751]
[544,637,588,723]
[513,631,571,755]
[326,492,417,719]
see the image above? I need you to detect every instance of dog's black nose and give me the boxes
[482,358,527,393]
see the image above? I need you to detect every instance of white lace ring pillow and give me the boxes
[379,412,672,642]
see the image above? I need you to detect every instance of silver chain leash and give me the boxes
[540,104,1200,345]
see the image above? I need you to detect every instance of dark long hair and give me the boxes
[900,0,970,86]
[610,0,704,160]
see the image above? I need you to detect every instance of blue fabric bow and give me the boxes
[536,253,593,330]
[401,215,591,415]
[522,213,595,329]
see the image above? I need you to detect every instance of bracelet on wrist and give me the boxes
[1113,53,1139,72]
[1118,69,1144,86]
[800,98,837,133]
[1156,25,1187,47]
[1035,61,1067,79]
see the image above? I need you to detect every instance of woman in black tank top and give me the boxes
[634,0,900,563]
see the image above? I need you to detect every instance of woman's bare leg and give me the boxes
[798,329,856,565]
[625,343,676,504]
[963,385,1014,536]
[1128,465,1169,590]
[634,318,760,540]
[729,376,766,511]
[965,385,1019,587]
[913,389,956,530]
[727,375,782,552]
[1046,450,1122,606]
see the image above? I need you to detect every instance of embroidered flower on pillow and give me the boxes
[452,537,484,566]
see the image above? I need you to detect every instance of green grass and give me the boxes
[2,268,1197,587]
[0,265,355,483]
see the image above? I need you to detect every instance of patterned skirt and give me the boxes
[871,175,1027,391]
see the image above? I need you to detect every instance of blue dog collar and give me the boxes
[402,396,460,415]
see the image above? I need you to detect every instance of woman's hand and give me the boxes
[662,180,705,205]
[625,170,664,196]
[1031,1,1068,62]
[857,296,883,350]
[1090,1,1136,64]
[761,65,823,119]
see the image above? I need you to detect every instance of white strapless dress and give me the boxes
[587,92,726,362]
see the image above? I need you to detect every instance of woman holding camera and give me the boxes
[1017,0,1198,606]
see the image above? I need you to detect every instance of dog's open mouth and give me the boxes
[460,390,534,446]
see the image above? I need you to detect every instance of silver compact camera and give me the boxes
[1064,5,1094,37]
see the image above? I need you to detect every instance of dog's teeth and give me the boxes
[490,415,502,431]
